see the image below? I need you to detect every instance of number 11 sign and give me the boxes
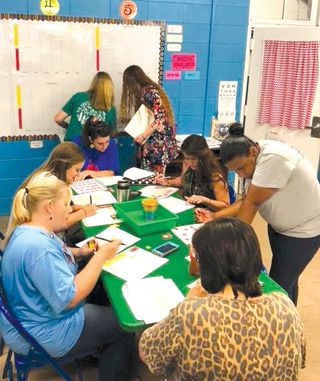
[119,1,138,20]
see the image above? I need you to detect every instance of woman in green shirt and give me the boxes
[55,72,116,141]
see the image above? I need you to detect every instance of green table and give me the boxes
[82,192,285,332]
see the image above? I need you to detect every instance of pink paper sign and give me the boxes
[164,70,181,80]
[171,53,196,71]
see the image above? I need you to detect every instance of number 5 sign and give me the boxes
[119,1,138,20]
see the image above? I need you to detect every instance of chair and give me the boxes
[0,248,90,381]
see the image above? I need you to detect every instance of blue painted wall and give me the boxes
[0,0,249,214]
[0,0,249,136]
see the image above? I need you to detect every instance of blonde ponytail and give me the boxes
[5,175,67,246]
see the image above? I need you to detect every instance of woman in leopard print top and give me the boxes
[139,218,305,381]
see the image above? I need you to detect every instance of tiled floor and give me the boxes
[0,214,319,380]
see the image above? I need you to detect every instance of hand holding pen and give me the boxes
[154,173,171,186]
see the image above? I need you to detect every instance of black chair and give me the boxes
[0,248,93,381]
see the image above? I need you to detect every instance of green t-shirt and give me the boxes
[62,91,117,141]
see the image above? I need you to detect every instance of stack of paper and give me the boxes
[140,185,178,200]
[124,104,154,139]
[103,246,168,281]
[123,167,154,181]
[171,223,204,246]
[97,176,123,187]
[76,227,140,253]
[159,196,194,214]
[82,206,122,227]
[72,191,117,206]
[71,178,106,195]
[122,276,184,324]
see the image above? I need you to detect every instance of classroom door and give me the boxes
[244,26,320,171]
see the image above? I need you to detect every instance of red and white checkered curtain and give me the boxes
[258,40,319,130]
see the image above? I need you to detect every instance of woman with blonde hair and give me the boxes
[55,71,116,141]
[1,175,134,380]
[120,65,178,174]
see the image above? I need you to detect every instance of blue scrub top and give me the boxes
[0,226,84,357]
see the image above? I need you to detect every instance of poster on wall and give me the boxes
[171,53,196,71]
[217,81,237,123]
[0,16,164,137]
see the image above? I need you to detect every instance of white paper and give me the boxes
[72,191,117,206]
[166,24,183,34]
[140,185,178,200]
[166,34,183,43]
[97,176,123,187]
[124,104,154,139]
[103,246,168,281]
[159,197,194,214]
[122,277,184,324]
[96,227,140,253]
[166,43,182,52]
[187,280,200,289]
[171,223,204,246]
[82,207,122,227]
[123,167,154,181]
[71,179,106,195]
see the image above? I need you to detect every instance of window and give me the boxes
[251,0,317,24]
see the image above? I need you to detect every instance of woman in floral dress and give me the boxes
[120,65,178,174]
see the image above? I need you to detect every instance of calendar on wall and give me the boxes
[0,15,164,137]
[217,80,238,123]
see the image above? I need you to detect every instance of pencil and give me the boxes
[89,195,92,204]
[95,236,125,245]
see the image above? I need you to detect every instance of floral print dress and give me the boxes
[139,85,178,172]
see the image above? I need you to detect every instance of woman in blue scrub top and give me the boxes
[72,116,120,178]
[0,175,134,381]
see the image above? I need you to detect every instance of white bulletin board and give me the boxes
[0,15,164,137]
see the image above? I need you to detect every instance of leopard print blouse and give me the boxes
[140,292,305,381]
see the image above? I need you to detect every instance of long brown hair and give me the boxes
[88,71,115,111]
[119,65,174,126]
[181,134,226,185]
[20,142,84,187]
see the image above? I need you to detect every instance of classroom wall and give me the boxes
[0,0,249,215]
[0,0,249,135]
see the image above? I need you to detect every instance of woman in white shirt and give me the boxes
[196,123,320,305]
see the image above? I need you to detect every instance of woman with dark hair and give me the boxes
[139,217,306,381]
[55,71,116,141]
[72,116,120,178]
[196,123,320,305]
[120,65,178,173]
[156,134,230,210]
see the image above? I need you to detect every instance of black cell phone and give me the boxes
[152,241,180,257]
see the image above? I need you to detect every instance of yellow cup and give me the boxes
[141,198,158,220]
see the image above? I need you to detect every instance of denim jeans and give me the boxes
[60,303,135,381]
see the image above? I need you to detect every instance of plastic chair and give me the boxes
[0,248,90,381]
[228,184,236,205]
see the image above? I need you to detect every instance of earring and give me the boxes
[90,143,94,149]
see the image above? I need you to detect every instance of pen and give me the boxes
[89,195,92,204]
[95,236,125,245]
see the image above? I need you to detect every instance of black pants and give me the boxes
[268,225,320,305]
